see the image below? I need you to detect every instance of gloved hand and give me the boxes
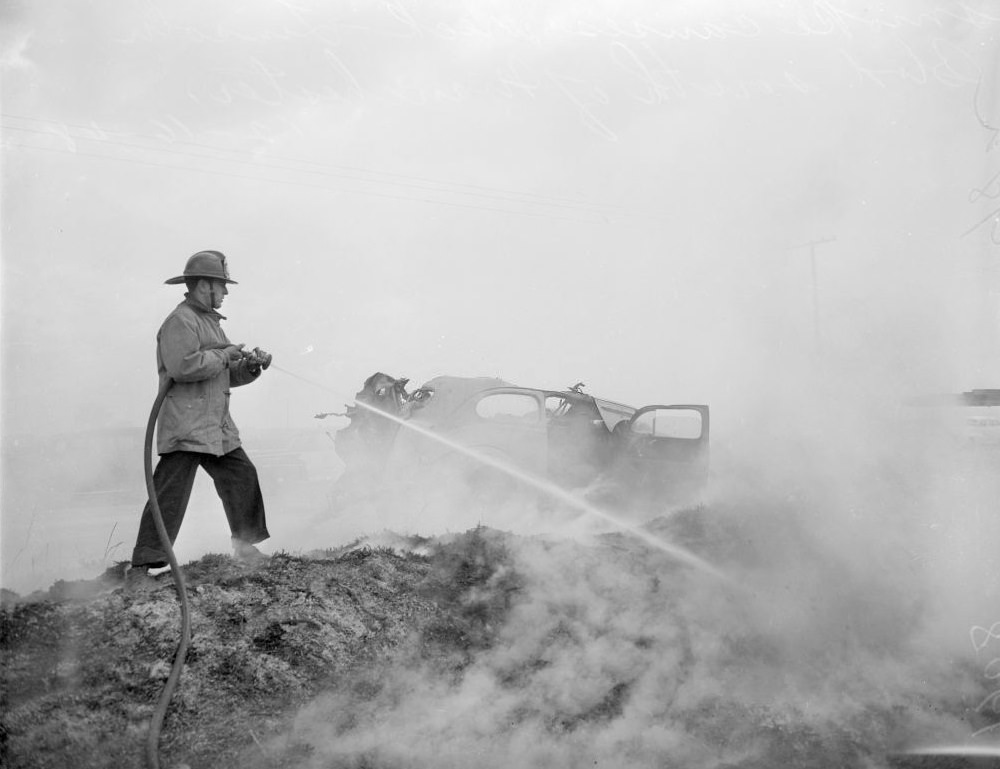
[221,344,245,365]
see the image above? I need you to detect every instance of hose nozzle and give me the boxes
[243,347,272,371]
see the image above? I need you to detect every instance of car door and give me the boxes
[437,388,549,486]
[544,394,612,487]
[612,405,710,503]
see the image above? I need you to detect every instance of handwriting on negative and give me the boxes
[971,621,1000,737]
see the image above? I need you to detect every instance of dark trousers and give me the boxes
[131,447,269,568]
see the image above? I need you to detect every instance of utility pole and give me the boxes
[788,237,837,351]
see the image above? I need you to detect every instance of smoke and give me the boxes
[267,214,1000,760]
[2,1,999,757]
[266,349,999,767]
[281,503,989,767]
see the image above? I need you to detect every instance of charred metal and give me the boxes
[332,373,710,510]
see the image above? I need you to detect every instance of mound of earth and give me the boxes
[1,517,995,769]
[2,528,515,769]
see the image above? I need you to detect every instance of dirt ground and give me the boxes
[1,516,996,769]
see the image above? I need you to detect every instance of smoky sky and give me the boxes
[2,1,1000,601]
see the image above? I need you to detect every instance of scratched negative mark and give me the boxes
[971,621,1000,737]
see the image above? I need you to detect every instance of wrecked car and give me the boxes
[331,373,710,511]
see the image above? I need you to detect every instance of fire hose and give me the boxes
[140,350,725,766]
[142,375,190,769]
[142,346,271,769]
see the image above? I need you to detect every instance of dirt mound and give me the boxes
[1,529,517,769]
[2,520,995,769]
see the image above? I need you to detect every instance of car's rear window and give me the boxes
[475,392,541,423]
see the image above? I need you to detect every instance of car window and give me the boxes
[631,408,703,439]
[476,393,540,424]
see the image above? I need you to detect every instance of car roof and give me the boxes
[410,375,636,428]
[411,376,513,420]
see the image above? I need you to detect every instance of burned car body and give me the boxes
[333,374,710,511]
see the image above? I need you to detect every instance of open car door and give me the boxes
[612,405,710,504]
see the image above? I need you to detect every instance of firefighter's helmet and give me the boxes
[164,250,238,285]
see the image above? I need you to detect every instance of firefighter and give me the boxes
[127,250,271,586]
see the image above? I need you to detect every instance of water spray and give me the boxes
[270,363,733,585]
[138,356,731,768]
[892,743,1000,761]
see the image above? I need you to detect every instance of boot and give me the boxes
[124,565,158,592]
[232,538,269,564]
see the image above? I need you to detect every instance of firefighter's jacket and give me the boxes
[155,295,260,456]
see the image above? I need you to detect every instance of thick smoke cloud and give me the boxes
[283,502,988,767]
[2,3,1000,757]
[267,351,998,765]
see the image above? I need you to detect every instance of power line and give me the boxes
[8,112,582,202]
[2,121,601,215]
[1,113,662,222]
[6,139,617,224]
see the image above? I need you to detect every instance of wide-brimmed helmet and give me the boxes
[164,250,238,285]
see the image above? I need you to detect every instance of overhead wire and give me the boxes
[1,113,665,224]
[5,139,616,224]
[1,112,642,216]
[4,122,580,212]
